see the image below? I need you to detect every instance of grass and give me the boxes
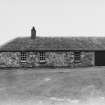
[0,67,105,104]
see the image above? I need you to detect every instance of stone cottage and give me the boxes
[0,27,105,68]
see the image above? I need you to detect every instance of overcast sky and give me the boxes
[0,0,105,45]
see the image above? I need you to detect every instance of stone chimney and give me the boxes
[31,26,36,39]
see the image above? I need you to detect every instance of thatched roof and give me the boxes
[0,37,105,51]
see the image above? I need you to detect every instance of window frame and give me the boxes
[20,51,27,63]
[74,51,81,63]
[39,51,46,63]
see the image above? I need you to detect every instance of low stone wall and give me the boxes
[0,51,95,68]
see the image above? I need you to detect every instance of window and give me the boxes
[74,51,81,63]
[39,52,46,63]
[20,52,27,63]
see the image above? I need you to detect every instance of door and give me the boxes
[95,51,105,66]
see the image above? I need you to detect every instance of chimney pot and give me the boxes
[31,26,36,39]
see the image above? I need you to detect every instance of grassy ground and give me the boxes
[0,67,105,104]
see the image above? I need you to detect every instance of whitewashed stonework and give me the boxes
[0,51,94,68]
[0,52,20,67]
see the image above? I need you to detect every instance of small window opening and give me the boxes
[74,51,81,63]
[20,52,27,64]
[39,52,46,63]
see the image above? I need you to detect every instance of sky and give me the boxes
[0,0,105,45]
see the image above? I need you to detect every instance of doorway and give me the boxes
[95,51,105,66]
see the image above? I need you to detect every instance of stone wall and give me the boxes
[45,52,74,67]
[80,52,95,67]
[0,52,20,67]
[73,51,95,67]
[0,51,95,68]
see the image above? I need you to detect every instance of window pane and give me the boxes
[74,51,81,63]
[20,52,27,61]
[39,52,46,63]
